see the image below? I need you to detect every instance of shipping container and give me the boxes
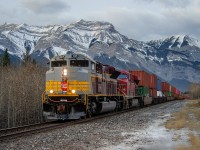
[176,89,180,95]
[163,91,172,97]
[130,70,150,87]
[156,78,162,91]
[150,88,157,97]
[162,82,170,92]
[157,91,164,97]
[171,86,176,94]
[136,86,149,96]
[168,92,172,97]
[150,74,157,89]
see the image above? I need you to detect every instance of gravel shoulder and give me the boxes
[0,100,191,150]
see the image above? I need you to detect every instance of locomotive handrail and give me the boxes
[42,91,46,103]
[117,88,127,96]
[74,82,88,110]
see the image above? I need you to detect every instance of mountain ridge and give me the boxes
[0,20,200,91]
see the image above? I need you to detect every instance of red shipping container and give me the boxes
[176,89,180,95]
[150,89,157,97]
[163,91,168,96]
[129,70,150,87]
[171,86,176,94]
[150,74,157,89]
[162,82,170,92]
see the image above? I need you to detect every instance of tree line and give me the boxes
[0,48,46,129]
[188,83,200,99]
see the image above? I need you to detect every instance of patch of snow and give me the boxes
[116,57,129,63]
[167,55,182,62]
[2,30,10,35]
[99,111,190,150]
[43,51,50,60]
[0,45,5,50]
[194,39,200,47]
[52,46,67,56]
[76,51,96,62]
[175,35,185,48]
[137,52,146,59]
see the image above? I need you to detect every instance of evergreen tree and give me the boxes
[0,55,2,66]
[23,48,31,65]
[32,59,37,65]
[2,48,10,67]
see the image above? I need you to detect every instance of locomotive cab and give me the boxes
[43,52,94,120]
[117,70,135,97]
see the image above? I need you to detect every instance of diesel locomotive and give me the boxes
[42,51,183,120]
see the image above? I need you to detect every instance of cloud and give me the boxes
[0,0,73,26]
[0,0,200,41]
[135,0,191,8]
[19,0,70,14]
[86,3,200,41]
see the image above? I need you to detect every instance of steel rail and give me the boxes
[0,100,179,142]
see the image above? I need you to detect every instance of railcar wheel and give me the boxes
[81,115,87,119]
[139,97,144,107]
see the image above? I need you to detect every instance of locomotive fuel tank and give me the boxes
[98,101,117,113]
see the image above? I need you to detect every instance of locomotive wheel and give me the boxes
[87,111,92,118]
[114,107,118,112]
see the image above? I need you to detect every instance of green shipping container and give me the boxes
[168,92,172,97]
[137,86,149,96]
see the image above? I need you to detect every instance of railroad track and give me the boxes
[0,100,179,142]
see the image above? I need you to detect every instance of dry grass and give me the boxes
[165,109,188,129]
[165,100,200,150]
[176,134,200,150]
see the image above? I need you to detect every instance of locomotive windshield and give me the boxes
[51,60,67,67]
[118,74,128,79]
[70,60,89,67]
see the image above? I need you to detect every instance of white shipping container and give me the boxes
[157,91,164,97]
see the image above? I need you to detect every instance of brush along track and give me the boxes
[0,101,178,142]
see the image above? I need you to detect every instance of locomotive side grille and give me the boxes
[68,80,90,92]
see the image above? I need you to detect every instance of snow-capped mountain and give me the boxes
[0,20,200,91]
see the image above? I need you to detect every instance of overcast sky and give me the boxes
[0,0,200,41]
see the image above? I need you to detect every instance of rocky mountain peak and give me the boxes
[147,34,200,50]
[69,19,116,32]
[0,20,200,91]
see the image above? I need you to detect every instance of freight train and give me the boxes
[42,52,185,120]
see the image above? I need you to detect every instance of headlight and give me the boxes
[63,69,67,76]
[72,90,76,94]
[50,90,54,94]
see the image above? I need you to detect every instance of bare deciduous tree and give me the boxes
[0,64,46,129]
[188,83,200,99]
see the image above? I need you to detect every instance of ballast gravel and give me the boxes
[0,100,187,150]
